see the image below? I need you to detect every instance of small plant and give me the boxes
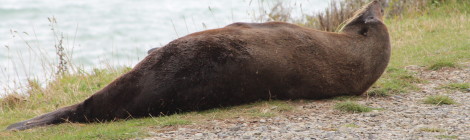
[440,83,470,91]
[334,101,374,113]
[366,88,391,97]
[150,115,191,127]
[343,123,359,128]
[333,96,360,101]
[419,127,445,132]
[321,128,338,131]
[423,95,456,105]
[435,135,458,139]
[160,119,192,126]
[428,61,456,70]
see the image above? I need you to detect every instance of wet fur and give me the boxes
[7,1,390,130]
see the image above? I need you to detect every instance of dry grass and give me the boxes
[264,0,440,32]
[334,101,375,113]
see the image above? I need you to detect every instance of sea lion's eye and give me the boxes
[381,9,384,14]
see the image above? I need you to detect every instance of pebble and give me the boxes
[194,133,203,137]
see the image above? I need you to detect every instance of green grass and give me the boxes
[440,83,470,91]
[428,61,457,70]
[419,127,446,132]
[369,0,470,96]
[0,98,296,139]
[1,1,470,139]
[423,95,457,105]
[334,101,375,113]
[367,67,422,96]
[386,3,470,68]
[332,96,360,101]
[435,135,458,139]
[343,123,359,128]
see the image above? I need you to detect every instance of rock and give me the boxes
[230,126,241,131]
[194,133,203,137]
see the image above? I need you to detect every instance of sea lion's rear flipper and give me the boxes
[5,104,82,131]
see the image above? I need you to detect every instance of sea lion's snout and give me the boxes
[147,47,159,54]
[363,0,384,24]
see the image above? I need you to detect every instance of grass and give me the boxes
[0,99,296,139]
[423,95,456,105]
[334,101,375,113]
[440,83,470,91]
[419,127,446,132]
[368,0,470,96]
[1,0,470,139]
[332,96,360,101]
[367,67,422,97]
[435,135,458,139]
[343,123,359,128]
[428,61,457,70]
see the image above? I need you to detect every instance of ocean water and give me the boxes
[0,0,330,94]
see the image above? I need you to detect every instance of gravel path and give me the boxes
[142,63,469,140]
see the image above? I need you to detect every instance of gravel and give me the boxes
[141,63,469,140]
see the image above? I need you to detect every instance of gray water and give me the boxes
[0,0,330,94]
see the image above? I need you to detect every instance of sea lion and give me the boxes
[6,0,390,131]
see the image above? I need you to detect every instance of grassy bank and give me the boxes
[1,0,469,139]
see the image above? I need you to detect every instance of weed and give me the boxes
[423,95,456,105]
[440,83,470,91]
[333,96,360,101]
[343,123,359,128]
[367,88,391,97]
[419,127,445,132]
[428,61,457,70]
[250,111,277,118]
[435,135,458,139]
[268,101,294,112]
[334,101,374,113]
[127,115,192,128]
[321,128,338,131]
[158,118,191,127]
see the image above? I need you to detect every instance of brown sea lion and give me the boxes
[6,0,390,131]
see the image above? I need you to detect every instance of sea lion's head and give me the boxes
[340,0,386,36]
